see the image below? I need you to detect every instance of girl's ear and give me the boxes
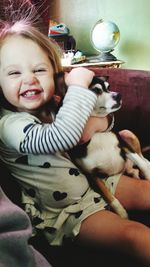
[52,95,61,105]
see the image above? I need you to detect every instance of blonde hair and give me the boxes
[0,20,63,73]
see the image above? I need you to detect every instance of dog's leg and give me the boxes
[124,151,150,180]
[119,130,150,180]
[94,177,128,219]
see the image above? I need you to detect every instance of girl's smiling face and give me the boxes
[0,35,55,113]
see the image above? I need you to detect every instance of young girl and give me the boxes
[0,19,150,266]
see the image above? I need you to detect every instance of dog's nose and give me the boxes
[112,92,122,102]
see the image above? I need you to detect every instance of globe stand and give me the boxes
[87,50,118,63]
[97,50,118,62]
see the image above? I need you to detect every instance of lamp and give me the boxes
[90,19,120,62]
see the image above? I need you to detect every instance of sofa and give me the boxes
[1,68,150,267]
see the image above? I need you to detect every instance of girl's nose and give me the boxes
[23,73,38,85]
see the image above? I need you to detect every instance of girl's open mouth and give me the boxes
[20,89,43,98]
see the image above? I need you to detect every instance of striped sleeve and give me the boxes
[20,86,97,154]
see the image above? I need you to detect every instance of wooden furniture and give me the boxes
[62,60,124,71]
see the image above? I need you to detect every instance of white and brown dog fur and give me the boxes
[54,73,150,219]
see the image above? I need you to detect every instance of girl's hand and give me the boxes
[64,67,95,88]
[80,116,109,143]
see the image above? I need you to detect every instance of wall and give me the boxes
[51,0,150,70]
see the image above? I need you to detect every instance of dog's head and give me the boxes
[54,72,122,117]
[90,76,122,117]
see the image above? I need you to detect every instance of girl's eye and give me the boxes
[8,71,21,76]
[34,69,46,73]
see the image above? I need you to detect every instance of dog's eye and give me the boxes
[91,85,103,95]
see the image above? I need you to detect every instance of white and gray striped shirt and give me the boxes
[0,85,97,155]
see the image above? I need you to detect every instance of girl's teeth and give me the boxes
[25,91,37,96]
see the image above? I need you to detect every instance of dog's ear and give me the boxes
[96,76,109,82]
[90,75,109,86]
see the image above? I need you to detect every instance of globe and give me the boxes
[91,20,120,61]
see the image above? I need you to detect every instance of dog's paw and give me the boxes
[126,168,140,179]
[124,159,140,179]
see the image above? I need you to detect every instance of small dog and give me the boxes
[69,76,125,177]
[55,73,150,218]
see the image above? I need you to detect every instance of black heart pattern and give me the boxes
[16,155,28,164]
[53,191,67,201]
[32,217,44,226]
[74,210,83,218]
[69,168,80,176]
[94,197,101,203]
[39,162,51,168]
[25,188,36,198]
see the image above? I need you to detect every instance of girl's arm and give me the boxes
[20,85,97,154]
[0,68,100,154]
